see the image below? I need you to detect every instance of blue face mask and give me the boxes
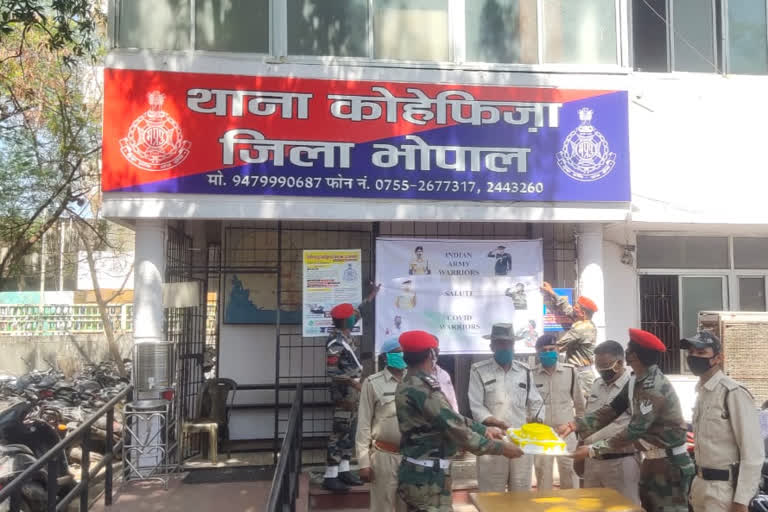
[386,352,406,370]
[493,349,514,366]
[538,351,558,367]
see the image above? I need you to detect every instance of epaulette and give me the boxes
[721,376,754,398]
[420,374,441,391]
[471,359,495,371]
[368,371,385,382]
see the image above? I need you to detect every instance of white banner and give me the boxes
[302,249,362,337]
[375,239,543,354]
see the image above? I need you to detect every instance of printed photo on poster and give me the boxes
[375,239,543,355]
[303,249,363,337]
[222,273,301,324]
[543,287,574,332]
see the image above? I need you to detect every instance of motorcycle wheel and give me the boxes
[20,482,46,512]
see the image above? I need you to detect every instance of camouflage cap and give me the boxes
[680,330,722,353]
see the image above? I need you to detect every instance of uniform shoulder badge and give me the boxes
[639,400,653,415]
[420,375,441,391]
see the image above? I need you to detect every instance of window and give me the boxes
[287,0,368,57]
[465,0,538,64]
[739,276,766,311]
[727,2,768,74]
[734,237,768,269]
[117,0,190,50]
[636,236,729,269]
[632,0,768,74]
[542,0,618,65]
[681,276,725,338]
[196,0,269,53]
[373,0,449,61]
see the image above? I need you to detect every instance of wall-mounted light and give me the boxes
[621,245,636,266]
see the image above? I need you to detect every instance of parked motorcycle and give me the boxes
[0,402,76,511]
[0,444,47,512]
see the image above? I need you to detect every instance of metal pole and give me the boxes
[80,429,90,512]
[105,408,114,506]
[46,457,58,512]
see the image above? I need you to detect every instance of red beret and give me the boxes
[330,303,355,320]
[629,328,666,352]
[577,296,598,313]
[399,330,438,352]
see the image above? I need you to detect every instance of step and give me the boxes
[308,477,479,510]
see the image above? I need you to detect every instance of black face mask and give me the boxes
[687,355,714,376]
[599,369,617,382]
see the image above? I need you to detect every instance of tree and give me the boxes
[0,1,104,283]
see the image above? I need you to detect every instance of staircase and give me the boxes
[307,455,480,511]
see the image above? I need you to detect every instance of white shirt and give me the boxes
[468,358,543,427]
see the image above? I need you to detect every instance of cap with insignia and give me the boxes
[576,296,598,313]
[330,303,355,320]
[483,323,515,341]
[680,330,721,353]
[535,333,557,349]
[628,328,666,352]
[399,330,438,352]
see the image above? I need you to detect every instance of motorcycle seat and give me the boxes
[0,443,34,457]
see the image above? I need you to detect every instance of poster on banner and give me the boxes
[375,239,543,354]
[302,249,362,337]
[543,288,574,332]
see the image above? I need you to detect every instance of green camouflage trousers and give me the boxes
[396,459,453,512]
[639,453,695,512]
[327,384,359,466]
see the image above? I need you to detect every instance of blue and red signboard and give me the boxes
[102,69,630,202]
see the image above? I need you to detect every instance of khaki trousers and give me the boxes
[583,455,641,505]
[690,476,734,512]
[477,453,533,492]
[534,433,579,490]
[370,447,405,512]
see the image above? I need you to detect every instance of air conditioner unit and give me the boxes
[697,311,768,407]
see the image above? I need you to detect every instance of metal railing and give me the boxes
[266,384,304,512]
[0,385,133,512]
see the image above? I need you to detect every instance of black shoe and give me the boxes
[322,477,349,493]
[339,471,363,486]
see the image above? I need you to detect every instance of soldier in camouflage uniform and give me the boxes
[559,328,694,512]
[395,330,524,511]
[323,284,380,493]
[540,281,598,396]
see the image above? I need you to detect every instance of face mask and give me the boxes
[687,355,714,376]
[386,352,406,370]
[538,351,558,367]
[599,369,617,382]
[494,349,514,366]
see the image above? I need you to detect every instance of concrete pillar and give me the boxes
[134,220,166,344]
[578,224,605,343]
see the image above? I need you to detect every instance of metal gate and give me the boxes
[640,275,681,373]
[165,226,208,461]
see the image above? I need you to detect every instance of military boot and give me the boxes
[338,471,363,486]
[322,477,350,493]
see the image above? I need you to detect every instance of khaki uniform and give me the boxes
[582,371,641,505]
[469,358,543,492]
[552,295,597,396]
[690,370,764,512]
[356,368,404,512]
[533,363,585,490]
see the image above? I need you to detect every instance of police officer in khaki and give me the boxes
[533,334,585,490]
[468,323,544,492]
[355,338,405,512]
[581,340,641,504]
[682,331,764,512]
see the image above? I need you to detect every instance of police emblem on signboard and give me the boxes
[556,108,616,182]
[120,91,191,172]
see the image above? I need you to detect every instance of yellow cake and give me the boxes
[505,423,568,455]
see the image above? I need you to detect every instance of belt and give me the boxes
[697,465,739,482]
[404,457,451,470]
[644,445,687,459]
[374,440,400,454]
[594,452,635,461]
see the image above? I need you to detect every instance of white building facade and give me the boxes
[104,0,768,440]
